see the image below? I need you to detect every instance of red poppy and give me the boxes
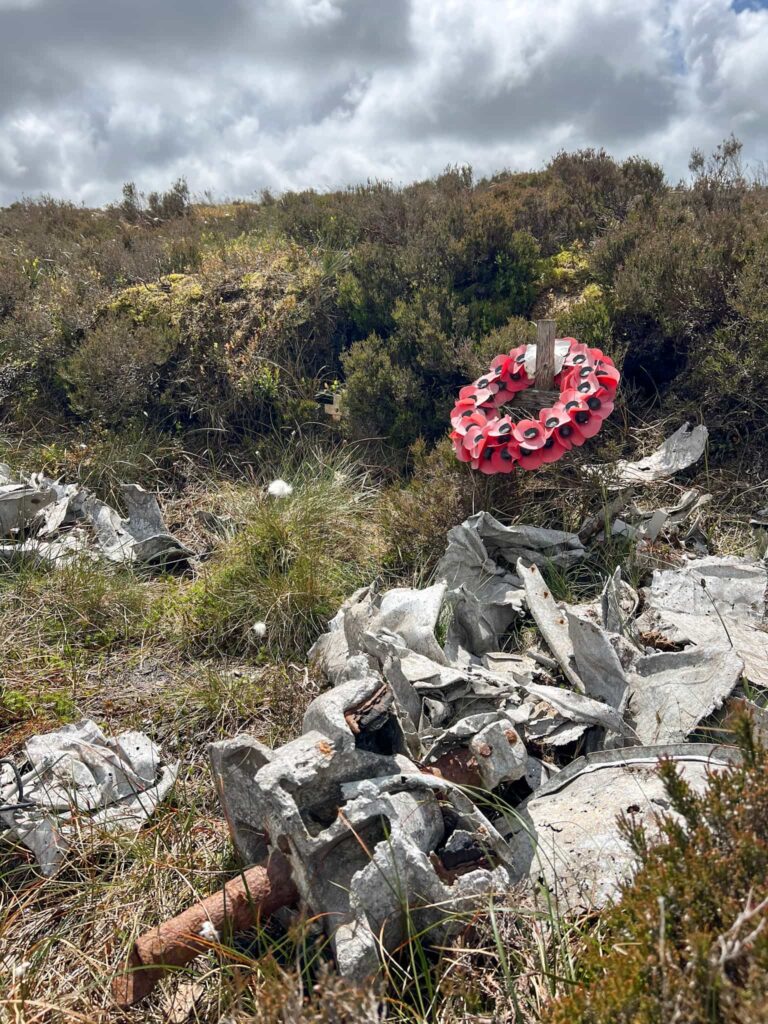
[511,418,547,449]
[588,348,615,367]
[538,436,570,463]
[517,445,547,470]
[594,362,621,392]
[569,370,603,400]
[451,433,474,462]
[562,340,592,369]
[462,423,489,461]
[561,392,602,442]
[450,399,477,429]
[585,392,615,422]
[489,353,513,377]
[538,404,571,432]
[459,384,493,407]
[489,440,520,471]
[486,414,514,443]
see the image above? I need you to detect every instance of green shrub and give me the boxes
[62,318,179,423]
[547,721,768,1024]
[558,284,612,347]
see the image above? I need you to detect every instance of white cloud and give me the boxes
[0,0,767,205]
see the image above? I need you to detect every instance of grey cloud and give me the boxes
[0,0,767,206]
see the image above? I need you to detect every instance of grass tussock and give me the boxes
[176,448,381,659]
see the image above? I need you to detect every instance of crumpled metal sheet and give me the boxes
[0,720,178,875]
[627,645,744,745]
[0,481,55,536]
[637,556,768,687]
[436,512,585,656]
[522,682,632,739]
[73,484,193,569]
[505,743,738,912]
[0,468,192,572]
[565,613,629,711]
[588,422,708,487]
[601,567,640,636]
[518,560,584,693]
[645,555,766,622]
[310,583,449,681]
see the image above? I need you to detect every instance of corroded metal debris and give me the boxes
[208,484,765,983]
[0,466,192,570]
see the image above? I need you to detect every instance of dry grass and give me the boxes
[0,423,766,1023]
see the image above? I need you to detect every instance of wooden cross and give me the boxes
[508,319,560,408]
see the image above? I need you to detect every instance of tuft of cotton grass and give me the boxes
[267,479,293,498]
[11,960,31,981]
[251,621,267,639]
[198,920,220,943]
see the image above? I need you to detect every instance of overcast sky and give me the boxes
[1,0,767,207]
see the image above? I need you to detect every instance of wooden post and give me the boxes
[535,320,556,391]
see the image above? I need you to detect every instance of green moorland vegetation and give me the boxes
[1,138,767,1022]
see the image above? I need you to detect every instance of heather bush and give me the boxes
[547,721,768,1024]
[62,318,180,423]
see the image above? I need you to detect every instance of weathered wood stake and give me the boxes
[535,319,556,391]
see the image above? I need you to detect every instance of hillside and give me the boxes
[1,141,767,1023]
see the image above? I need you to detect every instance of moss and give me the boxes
[559,283,612,347]
[108,272,203,329]
[540,242,591,291]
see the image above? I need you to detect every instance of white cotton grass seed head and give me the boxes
[11,961,31,981]
[267,478,293,498]
[252,621,267,639]
[198,920,220,943]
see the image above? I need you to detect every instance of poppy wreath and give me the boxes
[450,337,620,473]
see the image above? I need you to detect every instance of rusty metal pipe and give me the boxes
[112,850,298,1008]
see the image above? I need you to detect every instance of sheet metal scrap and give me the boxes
[504,744,739,912]
[0,720,178,875]
[518,561,585,693]
[626,645,745,745]
[636,555,768,688]
[436,512,585,655]
[587,422,709,487]
[204,509,765,985]
[0,466,192,571]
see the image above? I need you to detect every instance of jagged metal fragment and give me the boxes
[517,560,584,693]
[308,586,372,684]
[1,720,177,875]
[423,712,528,789]
[588,422,708,487]
[627,645,744,744]
[72,484,193,570]
[0,481,55,536]
[567,611,629,710]
[601,566,639,636]
[368,583,448,664]
[637,555,768,687]
[312,583,448,677]
[437,512,584,655]
[209,735,273,864]
[522,682,632,739]
[210,726,510,981]
[505,744,739,912]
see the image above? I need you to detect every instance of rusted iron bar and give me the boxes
[112,850,298,1008]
